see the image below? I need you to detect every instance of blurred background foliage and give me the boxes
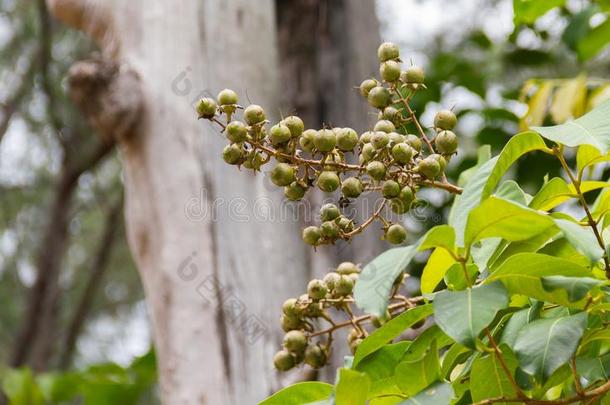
[0,0,609,403]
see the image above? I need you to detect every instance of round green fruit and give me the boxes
[284,182,307,201]
[402,66,425,83]
[307,279,328,300]
[418,157,441,179]
[271,163,296,186]
[336,262,360,275]
[361,143,376,162]
[374,119,396,133]
[302,226,321,246]
[391,143,414,164]
[435,130,458,154]
[336,128,359,151]
[380,60,401,82]
[382,180,401,198]
[341,177,363,198]
[386,224,407,244]
[366,161,386,181]
[336,216,354,232]
[282,115,304,138]
[335,275,354,295]
[434,109,457,130]
[222,144,243,165]
[273,350,295,371]
[359,79,378,98]
[429,153,447,171]
[300,129,316,152]
[282,298,299,318]
[281,314,302,332]
[398,185,415,205]
[406,134,422,153]
[316,171,341,192]
[269,123,291,145]
[388,132,405,145]
[367,86,392,109]
[320,221,339,239]
[377,42,400,62]
[359,131,374,145]
[226,121,248,143]
[244,104,266,125]
[314,129,337,152]
[304,344,327,369]
[283,330,308,353]
[320,203,341,221]
[196,97,217,119]
[323,272,341,290]
[381,106,400,122]
[217,89,238,106]
[371,131,390,150]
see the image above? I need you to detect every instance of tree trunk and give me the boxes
[47,0,310,403]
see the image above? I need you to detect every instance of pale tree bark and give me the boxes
[46,0,310,403]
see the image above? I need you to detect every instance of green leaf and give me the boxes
[513,0,566,25]
[2,369,44,405]
[433,282,509,348]
[450,132,549,246]
[440,343,472,379]
[444,263,479,291]
[355,245,420,317]
[397,382,454,405]
[500,303,542,348]
[532,99,610,153]
[529,177,571,211]
[353,305,433,367]
[403,326,453,362]
[259,382,332,405]
[495,180,531,206]
[419,225,455,252]
[578,19,610,61]
[465,197,555,247]
[553,218,604,264]
[421,248,456,294]
[577,144,603,174]
[541,275,604,302]
[576,353,610,386]
[357,342,411,381]
[470,346,519,404]
[486,253,593,306]
[335,369,370,405]
[395,341,440,396]
[514,312,587,381]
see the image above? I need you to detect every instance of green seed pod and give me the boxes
[377,42,400,62]
[283,330,308,354]
[359,131,374,145]
[273,350,296,371]
[406,134,422,153]
[323,272,341,291]
[217,89,238,106]
[374,119,396,133]
[307,279,328,300]
[361,143,376,162]
[269,123,292,145]
[302,226,321,246]
[359,78,378,98]
[434,109,457,130]
[380,60,401,82]
[304,344,327,369]
[282,115,304,138]
[430,153,447,171]
[418,156,441,179]
[316,171,340,192]
[222,144,243,165]
[386,223,407,244]
[336,262,360,275]
[336,216,354,232]
[382,180,401,199]
[244,104,266,125]
[371,131,390,150]
[320,203,341,221]
[388,132,405,145]
[398,185,415,205]
[243,150,265,170]
[196,97,217,119]
[367,86,392,109]
[381,106,401,122]
[271,163,296,186]
[391,143,414,164]
[300,129,317,152]
[391,199,410,214]
[226,121,248,143]
[320,220,340,239]
[341,177,363,198]
[366,161,386,181]
[314,129,337,152]
[336,128,359,151]
[284,181,307,201]
[402,66,425,84]
[281,314,303,332]
[435,130,458,154]
[335,274,354,295]
[282,298,299,318]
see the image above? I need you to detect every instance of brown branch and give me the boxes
[59,192,123,369]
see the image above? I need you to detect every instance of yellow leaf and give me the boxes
[550,75,587,123]
[520,81,554,131]
[421,247,456,294]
